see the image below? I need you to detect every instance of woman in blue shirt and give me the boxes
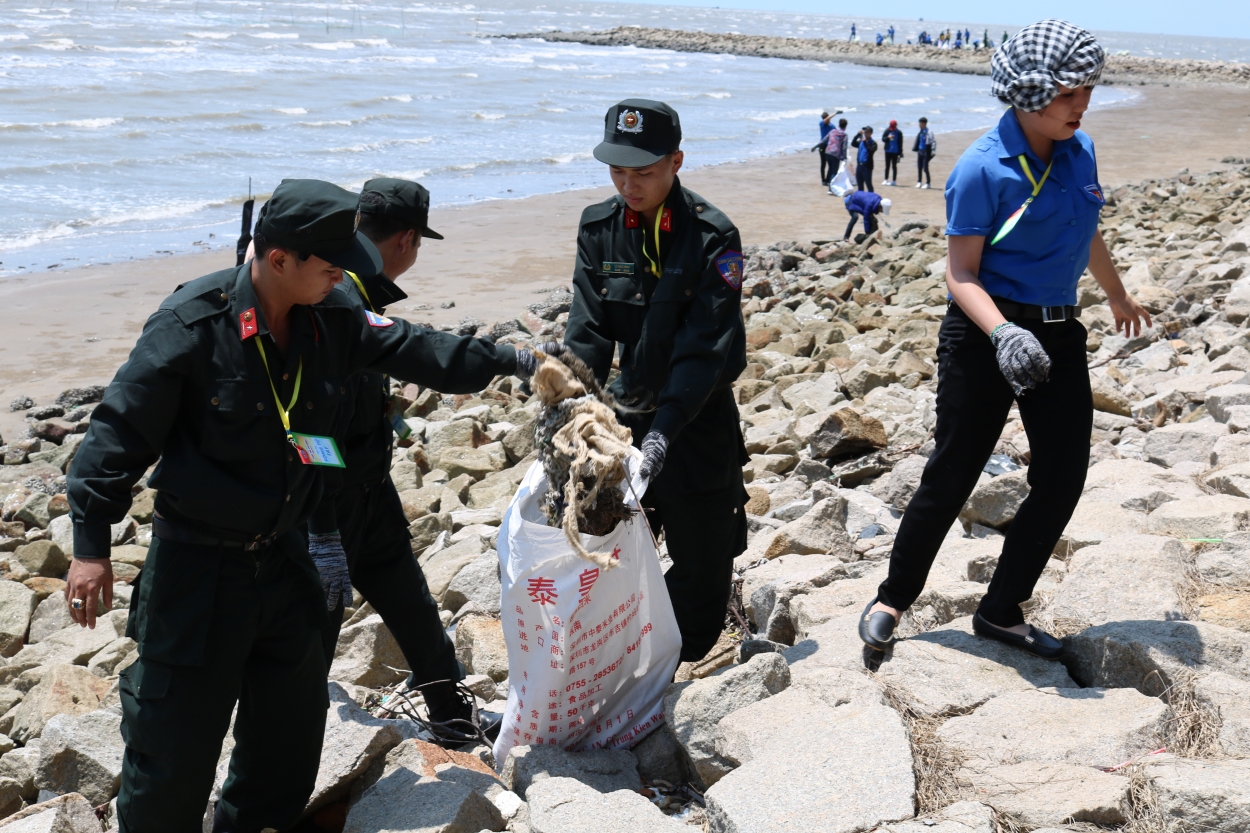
[859,20,1152,659]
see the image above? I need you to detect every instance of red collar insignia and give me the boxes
[624,208,639,229]
[239,308,258,340]
[659,207,672,232]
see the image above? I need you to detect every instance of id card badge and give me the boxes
[385,395,412,441]
[290,433,346,467]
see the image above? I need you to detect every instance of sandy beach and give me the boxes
[0,83,1247,439]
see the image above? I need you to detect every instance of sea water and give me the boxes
[4,0,1233,276]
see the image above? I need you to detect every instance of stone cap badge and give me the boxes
[594,99,681,168]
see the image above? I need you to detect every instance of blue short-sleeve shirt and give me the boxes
[945,108,1105,306]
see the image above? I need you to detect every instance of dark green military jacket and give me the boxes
[564,178,748,492]
[68,263,515,557]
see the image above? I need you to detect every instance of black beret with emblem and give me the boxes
[254,178,382,276]
[359,177,444,240]
[593,99,682,168]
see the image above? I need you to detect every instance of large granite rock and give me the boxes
[0,791,100,831]
[525,776,687,833]
[329,614,408,688]
[454,615,508,682]
[306,683,404,813]
[1064,619,1250,691]
[1146,494,1250,538]
[10,665,113,744]
[960,469,1030,530]
[1146,756,1250,833]
[501,745,641,799]
[0,583,36,659]
[1046,534,1188,625]
[34,705,124,804]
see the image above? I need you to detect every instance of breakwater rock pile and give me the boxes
[502,27,1250,87]
[0,161,1250,829]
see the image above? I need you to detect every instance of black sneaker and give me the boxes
[419,679,502,748]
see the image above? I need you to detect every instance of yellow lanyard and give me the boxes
[346,270,375,313]
[990,154,1054,246]
[254,338,303,445]
[642,203,663,278]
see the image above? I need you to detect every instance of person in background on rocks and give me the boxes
[564,99,750,664]
[914,116,935,188]
[307,178,503,747]
[850,23,856,41]
[843,191,891,241]
[888,25,895,44]
[965,28,972,42]
[882,120,904,186]
[825,117,849,187]
[858,20,1153,659]
[851,125,877,192]
[63,179,542,833]
[985,29,992,48]
[814,111,841,186]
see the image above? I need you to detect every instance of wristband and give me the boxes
[990,323,1012,340]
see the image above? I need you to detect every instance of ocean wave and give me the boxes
[96,46,198,54]
[62,117,122,128]
[35,38,75,50]
[381,94,413,102]
[185,31,231,40]
[299,120,353,127]
[473,112,506,120]
[326,136,433,154]
[0,34,30,42]
[276,108,308,115]
[536,63,578,71]
[748,108,823,122]
[702,92,732,99]
[0,197,228,252]
[544,152,592,165]
[889,97,929,106]
[354,39,389,47]
[307,41,356,51]
[249,32,299,40]
[226,122,265,131]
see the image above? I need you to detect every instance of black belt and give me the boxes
[153,516,277,551]
[991,297,1081,323]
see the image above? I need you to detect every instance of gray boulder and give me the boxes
[1064,619,1250,691]
[1081,458,1204,512]
[959,761,1127,827]
[27,595,72,645]
[1206,384,1250,422]
[706,691,914,833]
[870,801,993,833]
[1147,756,1250,833]
[343,740,504,833]
[1055,499,1148,555]
[420,535,488,603]
[454,615,508,682]
[442,551,501,615]
[1046,534,1188,625]
[0,739,40,802]
[1146,494,1250,538]
[1196,533,1250,585]
[875,616,1077,715]
[306,683,404,813]
[9,665,113,744]
[12,542,67,580]
[938,687,1170,769]
[34,705,124,804]
[501,745,641,799]
[1194,672,1250,757]
[0,791,100,831]
[664,652,790,789]
[329,614,408,688]
[0,583,36,659]
[1143,421,1227,468]
[870,453,928,511]
[525,776,687,833]
[959,469,1030,530]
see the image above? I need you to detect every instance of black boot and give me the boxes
[210,801,260,833]
[419,679,502,749]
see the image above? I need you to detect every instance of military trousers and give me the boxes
[117,531,329,833]
[319,478,460,687]
[643,480,749,663]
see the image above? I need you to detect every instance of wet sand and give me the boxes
[1,83,1247,440]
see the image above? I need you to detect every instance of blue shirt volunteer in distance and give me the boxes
[944,108,1106,306]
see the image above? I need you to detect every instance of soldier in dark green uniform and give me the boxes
[309,177,497,744]
[563,99,750,662]
[64,179,542,833]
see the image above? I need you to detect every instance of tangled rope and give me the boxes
[532,354,636,570]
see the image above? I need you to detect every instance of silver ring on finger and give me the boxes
[71,598,85,611]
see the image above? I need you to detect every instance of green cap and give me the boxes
[359,177,444,240]
[255,179,382,276]
[593,99,682,168]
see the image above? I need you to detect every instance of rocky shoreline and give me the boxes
[500,27,1250,87]
[0,160,1249,829]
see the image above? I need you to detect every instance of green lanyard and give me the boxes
[254,338,303,447]
[990,154,1053,246]
[642,203,664,278]
[346,270,374,313]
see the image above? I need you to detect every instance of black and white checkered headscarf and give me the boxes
[991,19,1106,112]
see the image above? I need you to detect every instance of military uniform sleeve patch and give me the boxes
[365,310,394,328]
[715,250,745,290]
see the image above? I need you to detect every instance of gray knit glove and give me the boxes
[990,323,1051,395]
[308,532,352,612]
[639,431,669,481]
[514,348,538,380]
[538,341,567,358]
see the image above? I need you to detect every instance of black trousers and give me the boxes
[884,152,900,181]
[876,304,1092,627]
[917,152,932,184]
[827,156,842,183]
[819,149,832,184]
[643,481,748,662]
[320,478,460,687]
[856,165,874,192]
[118,532,329,833]
[844,211,878,240]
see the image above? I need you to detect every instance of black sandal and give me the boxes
[972,611,1064,660]
[858,596,898,652]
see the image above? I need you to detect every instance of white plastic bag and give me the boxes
[829,160,854,197]
[491,456,681,763]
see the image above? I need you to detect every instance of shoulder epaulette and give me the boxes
[682,188,736,236]
[162,269,235,326]
[579,197,620,227]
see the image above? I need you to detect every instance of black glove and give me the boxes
[514,348,539,380]
[990,323,1051,395]
[308,532,352,612]
[538,341,568,359]
[639,431,668,481]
